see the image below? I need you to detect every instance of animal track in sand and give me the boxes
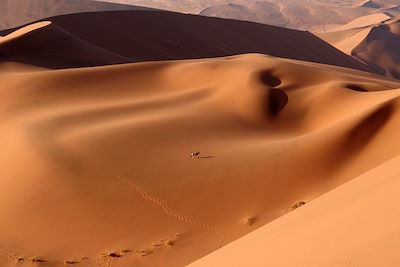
[0,246,124,267]
[135,235,180,257]
[118,172,226,242]
[0,248,18,262]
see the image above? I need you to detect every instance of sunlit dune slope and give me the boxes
[0,52,400,267]
[190,155,400,267]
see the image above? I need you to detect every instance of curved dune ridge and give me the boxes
[352,20,400,79]
[0,21,129,68]
[0,50,400,267]
[317,15,400,79]
[0,10,375,72]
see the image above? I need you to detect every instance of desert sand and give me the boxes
[318,16,400,79]
[190,155,400,266]
[1,5,400,267]
[100,0,400,31]
[0,0,155,31]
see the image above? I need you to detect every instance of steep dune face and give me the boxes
[0,22,129,68]
[1,52,400,267]
[0,11,374,73]
[316,27,374,54]
[352,21,400,79]
[0,0,153,31]
[190,155,400,267]
[317,15,400,80]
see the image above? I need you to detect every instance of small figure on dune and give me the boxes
[191,151,200,158]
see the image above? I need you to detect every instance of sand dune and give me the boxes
[332,12,391,31]
[1,49,400,266]
[317,27,374,55]
[352,20,400,79]
[0,21,128,69]
[0,10,374,73]
[190,155,400,266]
[0,0,154,31]
[317,15,400,79]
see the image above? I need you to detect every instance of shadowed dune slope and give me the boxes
[0,21,129,69]
[0,10,375,72]
[352,20,400,79]
[317,15,400,79]
[0,53,400,267]
[190,155,400,267]
[0,0,153,31]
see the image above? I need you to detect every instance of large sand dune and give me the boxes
[1,29,400,265]
[319,18,400,79]
[352,20,400,79]
[0,10,374,73]
[0,21,129,69]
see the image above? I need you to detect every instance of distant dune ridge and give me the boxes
[0,10,374,72]
[99,0,400,31]
[2,0,399,79]
[318,15,400,79]
[352,20,400,79]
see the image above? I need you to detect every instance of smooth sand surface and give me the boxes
[317,27,373,55]
[331,12,391,31]
[1,33,400,265]
[190,155,400,266]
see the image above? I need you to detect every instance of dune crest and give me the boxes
[0,10,375,73]
[0,20,129,68]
